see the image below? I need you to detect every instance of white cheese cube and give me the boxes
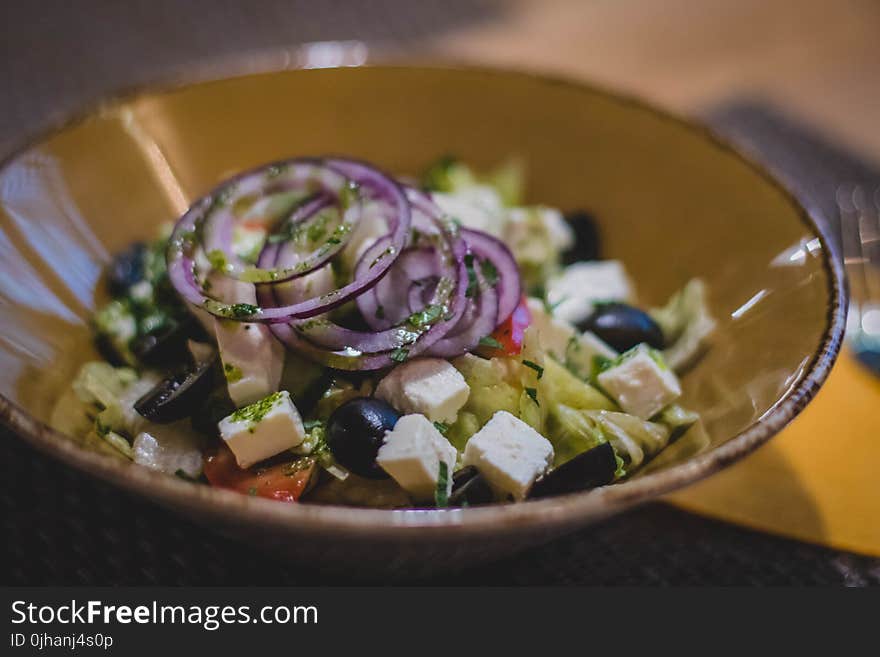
[133,422,204,478]
[463,411,554,500]
[526,298,617,378]
[218,391,306,468]
[376,414,458,501]
[547,260,634,325]
[211,274,284,407]
[376,357,470,423]
[596,344,682,419]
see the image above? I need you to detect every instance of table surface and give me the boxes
[2,0,879,585]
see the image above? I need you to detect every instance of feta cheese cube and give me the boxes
[463,411,554,500]
[376,357,470,423]
[547,260,634,325]
[596,344,682,419]
[526,298,617,378]
[218,391,306,468]
[133,422,204,478]
[376,414,458,501]
[211,274,284,407]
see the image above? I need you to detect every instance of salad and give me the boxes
[51,157,715,507]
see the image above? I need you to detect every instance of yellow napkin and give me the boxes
[668,350,880,557]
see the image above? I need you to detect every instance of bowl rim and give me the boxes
[0,55,847,538]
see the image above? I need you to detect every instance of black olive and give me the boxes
[562,210,600,263]
[131,316,205,368]
[529,442,618,499]
[191,389,236,437]
[449,466,494,506]
[578,302,665,352]
[107,242,147,296]
[93,333,128,367]
[326,398,399,479]
[134,360,215,424]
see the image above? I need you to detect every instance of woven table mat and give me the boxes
[4,430,879,586]
[2,0,880,586]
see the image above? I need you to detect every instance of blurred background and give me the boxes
[2,0,879,585]
[2,0,879,159]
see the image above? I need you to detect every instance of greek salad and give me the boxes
[51,157,715,507]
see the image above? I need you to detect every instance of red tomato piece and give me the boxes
[203,445,317,503]
[481,295,532,357]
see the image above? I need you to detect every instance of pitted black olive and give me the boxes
[131,316,206,368]
[529,442,618,499]
[191,389,236,437]
[107,242,147,296]
[326,398,399,479]
[449,466,494,506]
[562,210,600,263]
[134,359,215,424]
[578,302,665,352]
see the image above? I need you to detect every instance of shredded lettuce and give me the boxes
[422,156,524,206]
[53,361,159,459]
[649,278,716,372]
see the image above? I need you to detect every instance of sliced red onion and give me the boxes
[355,242,443,330]
[458,227,521,323]
[427,255,499,357]
[262,240,469,370]
[169,157,522,371]
[168,158,411,322]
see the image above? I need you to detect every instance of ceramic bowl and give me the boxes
[0,63,845,577]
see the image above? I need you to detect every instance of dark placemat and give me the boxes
[2,1,879,586]
[3,429,879,586]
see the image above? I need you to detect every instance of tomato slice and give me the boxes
[203,445,317,503]
[480,295,532,357]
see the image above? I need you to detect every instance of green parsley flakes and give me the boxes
[525,387,540,407]
[522,359,544,379]
[434,460,449,508]
[478,335,504,350]
[223,363,243,383]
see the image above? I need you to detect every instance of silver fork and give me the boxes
[836,183,880,374]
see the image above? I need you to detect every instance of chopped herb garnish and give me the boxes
[406,304,443,329]
[525,386,540,406]
[433,421,450,435]
[464,254,479,298]
[478,335,504,350]
[206,249,229,272]
[228,303,259,318]
[390,347,409,363]
[590,354,615,382]
[434,461,449,508]
[230,391,283,426]
[303,419,324,431]
[223,362,243,383]
[480,259,499,287]
[247,486,258,496]
[522,359,544,379]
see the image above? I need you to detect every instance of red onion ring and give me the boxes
[168,158,411,322]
